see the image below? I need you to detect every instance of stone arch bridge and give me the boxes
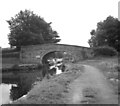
[20,44,93,64]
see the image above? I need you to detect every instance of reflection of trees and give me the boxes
[10,80,29,100]
[10,85,22,100]
[10,71,42,101]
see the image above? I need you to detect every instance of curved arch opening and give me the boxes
[42,51,64,64]
[41,51,66,77]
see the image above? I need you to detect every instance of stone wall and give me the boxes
[20,44,93,64]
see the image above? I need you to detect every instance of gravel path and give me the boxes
[67,65,118,104]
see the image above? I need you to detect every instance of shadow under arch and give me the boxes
[42,51,65,65]
[41,51,66,77]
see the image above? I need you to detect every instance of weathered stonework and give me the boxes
[20,44,93,64]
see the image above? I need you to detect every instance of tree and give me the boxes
[7,10,61,50]
[88,16,120,52]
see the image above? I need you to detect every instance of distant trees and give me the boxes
[88,16,120,52]
[7,10,61,50]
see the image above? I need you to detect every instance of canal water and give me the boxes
[1,70,42,105]
[1,57,65,105]
[0,83,16,104]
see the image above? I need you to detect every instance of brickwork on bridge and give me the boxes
[20,44,93,64]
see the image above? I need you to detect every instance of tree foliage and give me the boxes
[88,16,120,52]
[7,10,61,49]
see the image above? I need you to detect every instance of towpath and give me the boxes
[67,65,118,104]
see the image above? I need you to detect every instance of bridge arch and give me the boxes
[20,44,93,64]
[42,51,67,64]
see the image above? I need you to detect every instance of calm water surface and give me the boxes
[1,70,42,105]
[1,62,63,105]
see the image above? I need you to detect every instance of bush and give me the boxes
[93,46,117,56]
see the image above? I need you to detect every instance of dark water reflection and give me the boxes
[1,70,42,104]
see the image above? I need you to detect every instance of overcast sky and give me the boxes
[0,0,118,48]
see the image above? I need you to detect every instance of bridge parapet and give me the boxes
[20,44,93,64]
